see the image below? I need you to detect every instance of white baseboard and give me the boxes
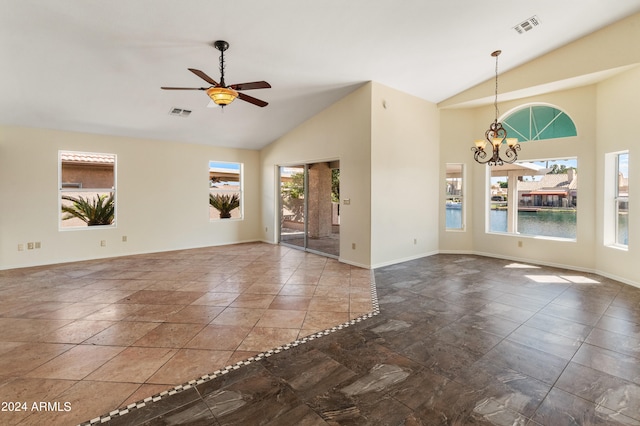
[370,250,439,269]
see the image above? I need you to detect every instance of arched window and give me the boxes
[502,104,577,142]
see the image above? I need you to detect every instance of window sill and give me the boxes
[210,218,244,223]
[606,244,629,252]
[487,231,576,243]
[60,224,117,231]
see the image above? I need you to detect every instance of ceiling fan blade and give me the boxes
[188,68,219,86]
[238,92,268,107]
[161,87,206,90]
[229,81,271,91]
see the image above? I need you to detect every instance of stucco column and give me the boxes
[308,162,332,238]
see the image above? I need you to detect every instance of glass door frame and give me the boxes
[277,162,339,259]
[278,164,309,251]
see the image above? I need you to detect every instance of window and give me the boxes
[445,163,464,230]
[615,153,629,247]
[59,151,116,228]
[605,151,629,248]
[503,104,577,142]
[209,161,243,220]
[489,158,578,239]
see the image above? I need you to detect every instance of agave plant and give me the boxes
[61,193,115,226]
[209,193,240,219]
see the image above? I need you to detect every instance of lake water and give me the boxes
[619,214,629,245]
[445,207,463,229]
[446,208,578,239]
[490,210,576,239]
[446,208,629,244]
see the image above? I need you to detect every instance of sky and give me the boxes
[209,161,240,171]
[209,161,240,186]
[618,152,629,178]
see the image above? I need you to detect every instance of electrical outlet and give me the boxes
[18,244,24,251]
[352,243,356,250]
[35,242,41,249]
[27,242,34,250]
[265,227,268,232]
[100,240,106,247]
[413,238,417,245]
[518,241,523,248]
[122,236,127,242]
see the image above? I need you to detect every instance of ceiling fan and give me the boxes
[161,40,271,108]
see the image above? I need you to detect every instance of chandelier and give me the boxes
[471,50,520,166]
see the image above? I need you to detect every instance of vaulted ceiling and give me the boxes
[2,1,639,150]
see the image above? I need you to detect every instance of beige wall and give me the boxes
[2,13,639,285]
[595,65,640,284]
[259,82,439,269]
[439,15,640,286]
[439,108,476,253]
[452,86,599,271]
[438,13,640,287]
[0,126,262,269]
[370,83,440,267]
[260,83,372,268]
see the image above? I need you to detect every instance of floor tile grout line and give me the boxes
[539,342,640,424]
[527,302,590,423]
[79,311,382,425]
[16,251,637,424]
[433,269,601,422]
[469,272,632,422]
[77,267,380,425]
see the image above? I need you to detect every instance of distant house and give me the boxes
[59,152,116,228]
[618,173,629,197]
[618,172,629,211]
[60,152,115,189]
[518,169,577,209]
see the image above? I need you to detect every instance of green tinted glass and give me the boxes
[503,106,577,142]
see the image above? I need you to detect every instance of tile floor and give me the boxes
[76,252,640,425]
[0,243,373,426]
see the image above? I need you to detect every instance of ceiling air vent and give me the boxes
[169,107,192,117]
[513,16,540,34]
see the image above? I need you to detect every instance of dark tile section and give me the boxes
[107,387,203,426]
[532,387,639,425]
[483,339,569,385]
[81,254,640,425]
[555,362,640,421]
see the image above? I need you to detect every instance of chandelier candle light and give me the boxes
[471,50,520,165]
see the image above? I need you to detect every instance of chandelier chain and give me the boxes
[471,49,521,166]
[494,52,499,122]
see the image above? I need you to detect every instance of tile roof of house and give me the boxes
[517,173,577,192]
[540,174,570,191]
[517,181,540,192]
[60,152,115,164]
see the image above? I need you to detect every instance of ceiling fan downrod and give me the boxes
[215,40,229,88]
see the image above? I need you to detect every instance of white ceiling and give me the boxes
[2,1,640,150]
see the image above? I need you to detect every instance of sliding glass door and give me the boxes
[279,161,340,258]
[279,165,306,250]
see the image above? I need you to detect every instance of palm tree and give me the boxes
[61,193,115,226]
[209,193,240,218]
